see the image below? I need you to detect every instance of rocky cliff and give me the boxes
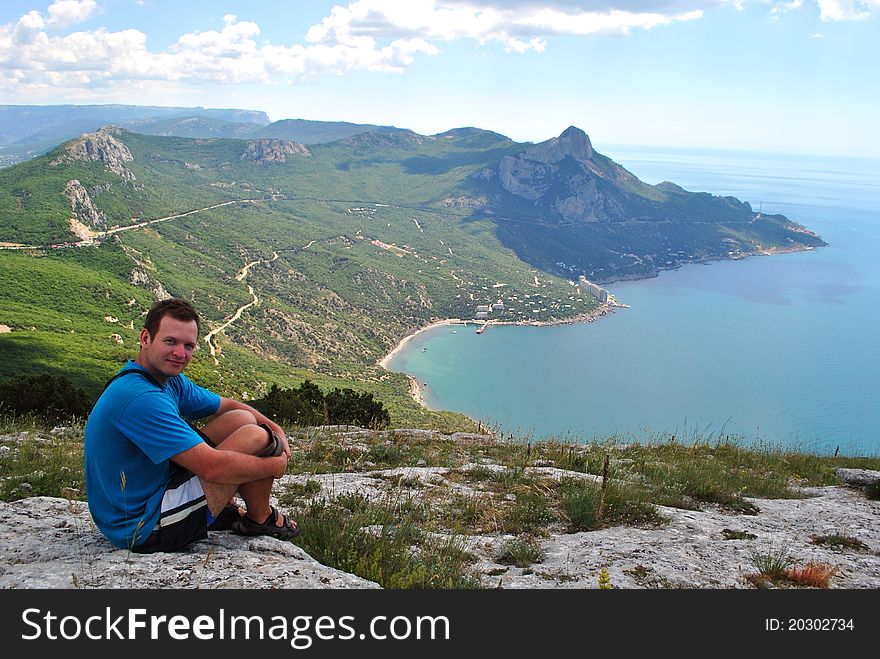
[51,127,136,181]
[476,125,828,282]
[63,179,106,228]
[497,126,630,223]
[241,139,311,163]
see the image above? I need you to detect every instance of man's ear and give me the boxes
[139,328,151,348]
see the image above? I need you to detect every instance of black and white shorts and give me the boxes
[132,468,212,553]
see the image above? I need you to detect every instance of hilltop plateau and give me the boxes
[1,426,878,589]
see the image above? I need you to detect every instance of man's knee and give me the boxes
[218,408,258,429]
[201,409,258,444]
[217,423,271,456]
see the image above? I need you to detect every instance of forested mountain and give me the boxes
[0,122,824,427]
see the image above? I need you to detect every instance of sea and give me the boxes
[386,147,880,456]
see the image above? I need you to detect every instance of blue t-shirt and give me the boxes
[84,361,221,549]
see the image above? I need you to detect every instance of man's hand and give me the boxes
[268,453,289,478]
[264,419,290,458]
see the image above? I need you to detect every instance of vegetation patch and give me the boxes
[279,479,322,502]
[722,528,757,541]
[287,492,478,589]
[496,535,544,568]
[3,419,880,589]
[744,541,837,588]
[810,533,870,553]
[255,381,390,430]
[747,540,794,584]
[781,562,838,589]
[0,374,92,423]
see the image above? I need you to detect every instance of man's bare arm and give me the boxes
[215,397,290,456]
[172,442,288,484]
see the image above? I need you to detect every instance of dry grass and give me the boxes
[782,562,838,588]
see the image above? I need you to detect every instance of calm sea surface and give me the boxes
[387,148,880,455]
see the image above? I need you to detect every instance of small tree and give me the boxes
[0,373,92,422]
[255,381,324,426]
[254,381,390,429]
[325,387,391,429]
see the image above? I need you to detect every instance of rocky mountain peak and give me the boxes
[523,125,593,164]
[51,126,136,181]
[497,126,602,217]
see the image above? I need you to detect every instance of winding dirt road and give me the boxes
[204,251,279,364]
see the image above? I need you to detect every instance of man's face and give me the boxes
[137,315,199,382]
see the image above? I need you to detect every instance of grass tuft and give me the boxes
[722,528,757,540]
[496,535,544,568]
[290,492,478,589]
[748,540,793,582]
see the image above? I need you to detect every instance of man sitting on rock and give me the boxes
[85,298,300,552]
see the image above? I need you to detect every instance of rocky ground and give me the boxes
[1,430,878,589]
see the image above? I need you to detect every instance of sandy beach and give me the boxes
[378,301,621,409]
[377,318,467,369]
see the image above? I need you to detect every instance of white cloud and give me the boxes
[0,1,876,101]
[14,11,46,43]
[305,1,710,53]
[0,8,441,98]
[47,0,98,29]
[814,0,880,20]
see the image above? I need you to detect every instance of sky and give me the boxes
[0,1,878,157]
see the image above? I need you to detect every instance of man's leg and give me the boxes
[199,409,261,446]
[197,411,295,532]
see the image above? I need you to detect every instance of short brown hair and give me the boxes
[143,298,201,338]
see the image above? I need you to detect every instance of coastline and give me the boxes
[378,301,621,410]
[377,318,467,370]
[592,241,821,286]
[378,241,817,412]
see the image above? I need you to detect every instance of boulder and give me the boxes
[0,497,379,589]
[836,468,880,486]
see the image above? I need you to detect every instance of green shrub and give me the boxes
[0,373,92,422]
[497,535,544,567]
[254,380,390,429]
[599,482,665,527]
[558,479,602,531]
[368,442,405,466]
[255,381,324,426]
[325,387,391,429]
[502,487,555,534]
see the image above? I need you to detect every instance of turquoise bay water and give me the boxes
[388,148,880,455]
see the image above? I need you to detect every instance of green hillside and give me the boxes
[0,125,825,430]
